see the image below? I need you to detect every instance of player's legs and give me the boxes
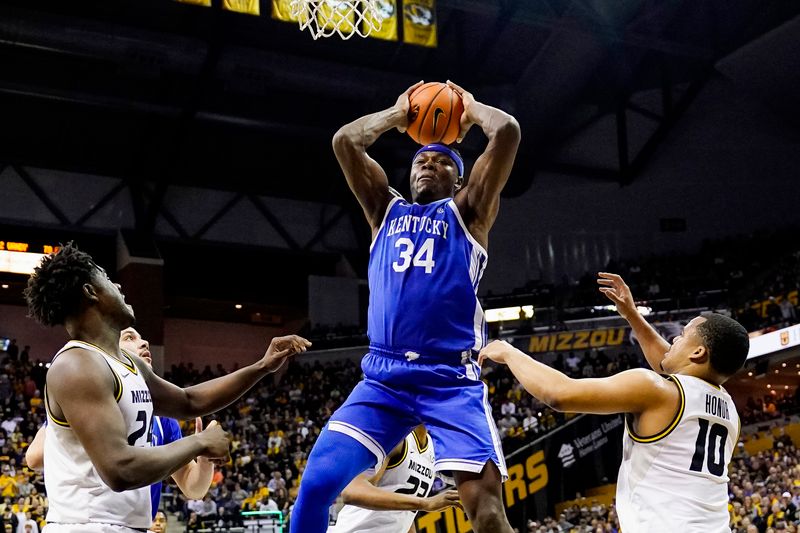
[455,463,513,533]
[290,427,376,533]
[292,357,419,533]
[416,358,511,533]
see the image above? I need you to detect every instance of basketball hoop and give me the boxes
[289,0,383,40]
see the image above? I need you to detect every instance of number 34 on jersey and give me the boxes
[393,238,436,274]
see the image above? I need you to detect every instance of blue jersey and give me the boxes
[367,196,488,358]
[150,416,182,519]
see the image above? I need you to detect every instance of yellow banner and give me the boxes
[403,0,437,47]
[320,1,355,35]
[528,327,627,353]
[176,0,211,6]
[223,0,260,15]
[271,0,300,22]
[366,0,398,41]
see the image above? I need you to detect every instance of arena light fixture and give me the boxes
[593,304,652,316]
[1,284,8,289]
[485,305,534,323]
[0,250,46,275]
[235,304,243,310]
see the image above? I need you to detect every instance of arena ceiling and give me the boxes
[0,0,798,318]
[0,0,798,205]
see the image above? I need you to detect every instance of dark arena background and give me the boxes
[0,1,799,532]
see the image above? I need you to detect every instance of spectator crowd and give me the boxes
[0,227,798,531]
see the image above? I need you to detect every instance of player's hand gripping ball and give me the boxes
[406,82,464,145]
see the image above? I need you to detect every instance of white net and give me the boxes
[289,0,383,40]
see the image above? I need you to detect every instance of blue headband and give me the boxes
[413,144,464,178]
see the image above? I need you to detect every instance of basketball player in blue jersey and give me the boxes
[24,243,310,532]
[479,273,750,533]
[292,81,520,533]
[26,326,215,522]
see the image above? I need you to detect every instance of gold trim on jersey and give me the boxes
[71,340,138,374]
[626,374,686,444]
[44,385,70,427]
[412,430,429,454]
[105,360,124,402]
[386,438,408,470]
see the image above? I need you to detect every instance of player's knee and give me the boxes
[469,502,507,531]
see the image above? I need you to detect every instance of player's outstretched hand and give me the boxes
[597,272,637,320]
[260,335,312,373]
[478,340,514,366]
[422,489,462,512]
[394,80,425,133]
[197,420,231,465]
[446,80,475,143]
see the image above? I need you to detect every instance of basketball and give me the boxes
[407,82,464,146]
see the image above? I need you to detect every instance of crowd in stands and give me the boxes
[728,438,800,533]
[742,392,800,427]
[484,228,800,333]
[1,228,799,530]
[0,346,47,533]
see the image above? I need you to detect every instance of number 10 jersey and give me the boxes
[368,196,488,358]
[616,374,739,533]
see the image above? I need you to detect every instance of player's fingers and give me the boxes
[206,420,219,430]
[406,80,425,94]
[598,272,623,281]
[596,278,615,286]
[195,417,203,434]
[446,79,465,94]
[599,288,622,303]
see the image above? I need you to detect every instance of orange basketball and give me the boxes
[407,82,464,146]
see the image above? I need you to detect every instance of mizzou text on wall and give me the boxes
[414,415,625,532]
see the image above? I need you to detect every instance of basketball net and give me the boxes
[289,0,383,40]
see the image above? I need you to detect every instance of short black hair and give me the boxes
[24,242,98,326]
[696,313,749,376]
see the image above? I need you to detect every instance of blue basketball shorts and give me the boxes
[328,346,507,480]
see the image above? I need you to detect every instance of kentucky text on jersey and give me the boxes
[704,394,730,420]
[131,390,152,404]
[368,197,488,355]
[386,215,449,239]
[408,459,433,479]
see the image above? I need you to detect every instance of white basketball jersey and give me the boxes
[44,340,153,529]
[616,374,739,533]
[328,432,437,533]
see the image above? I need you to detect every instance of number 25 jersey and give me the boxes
[616,374,739,533]
[368,196,488,356]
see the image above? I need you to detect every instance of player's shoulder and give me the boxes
[47,346,117,400]
[48,346,110,383]
[617,369,680,396]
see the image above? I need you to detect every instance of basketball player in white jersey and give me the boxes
[479,272,750,533]
[23,243,311,533]
[328,426,461,533]
[26,327,215,527]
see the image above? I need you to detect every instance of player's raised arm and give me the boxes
[47,349,230,492]
[478,341,677,416]
[447,81,520,242]
[333,81,424,233]
[138,335,310,420]
[597,272,672,372]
